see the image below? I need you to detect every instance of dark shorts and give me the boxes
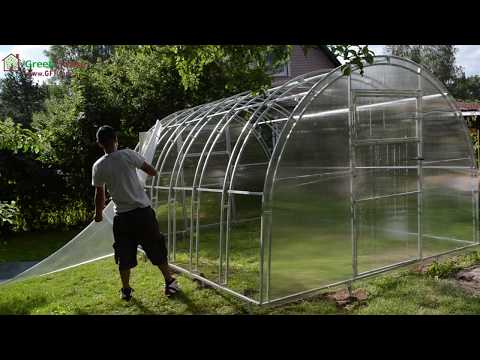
[112,206,167,271]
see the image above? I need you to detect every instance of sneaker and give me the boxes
[120,287,134,301]
[165,278,181,297]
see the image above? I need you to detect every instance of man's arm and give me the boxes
[94,185,105,222]
[140,161,158,177]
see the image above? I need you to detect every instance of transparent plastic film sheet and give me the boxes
[3,121,163,285]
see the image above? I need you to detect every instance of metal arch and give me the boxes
[189,96,266,273]
[350,55,477,170]
[261,66,357,302]
[145,111,191,201]
[216,70,331,301]
[159,105,223,249]
[150,108,199,188]
[182,93,257,192]
[175,94,258,271]
[167,92,251,262]
[152,102,220,182]
[193,95,266,281]
[259,64,394,301]
[227,78,333,301]
[151,104,219,256]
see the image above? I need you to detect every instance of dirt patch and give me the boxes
[454,266,480,297]
[324,288,368,309]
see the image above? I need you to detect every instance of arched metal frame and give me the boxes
[141,56,479,306]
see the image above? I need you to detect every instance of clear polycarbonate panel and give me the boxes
[423,105,473,167]
[356,193,419,273]
[225,194,262,301]
[274,76,349,181]
[269,172,352,300]
[361,64,421,91]
[354,142,419,200]
[268,74,352,300]
[421,168,477,256]
[354,95,418,140]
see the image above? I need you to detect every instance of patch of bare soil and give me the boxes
[454,266,480,297]
[324,288,368,309]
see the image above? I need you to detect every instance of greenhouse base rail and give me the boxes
[262,243,479,307]
[168,263,261,305]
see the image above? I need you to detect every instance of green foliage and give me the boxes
[0,118,50,155]
[0,116,89,231]
[424,251,480,279]
[0,66,48,127]
[450,75,480,101]
[465,116,479,164]
[44,45,114,83]
[0,201,21,238]
[424,260,460,279]
[327,45,375,76]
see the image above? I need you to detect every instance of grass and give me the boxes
[1,245,480,314]
[0,228,82,263]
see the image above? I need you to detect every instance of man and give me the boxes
[92,125,180,301]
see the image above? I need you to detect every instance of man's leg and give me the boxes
[158,263,173,283]
[120,269,131,289]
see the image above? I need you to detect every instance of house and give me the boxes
[270,45,341,86]
[2,53,20,72]
[456,101,480,117]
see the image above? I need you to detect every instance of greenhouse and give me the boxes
[8,56,480,306]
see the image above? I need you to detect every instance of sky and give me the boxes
[368,45,480,77]
[1,45,480,85]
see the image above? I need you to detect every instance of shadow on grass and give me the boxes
[168,291,207,314]
[0,295,49,315]
[129,298,158,315]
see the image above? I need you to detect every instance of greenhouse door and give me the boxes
[351,90,423,275]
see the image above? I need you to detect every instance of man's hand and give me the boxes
[140,161,157,176]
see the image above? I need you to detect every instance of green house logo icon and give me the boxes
[2,53,20,72]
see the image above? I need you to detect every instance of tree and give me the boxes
[0,66,48,127]
[24,44,375,225]
[326,45,375,75]
[450,75,480,101]
[44,45,115,83]
[385,45,464,91]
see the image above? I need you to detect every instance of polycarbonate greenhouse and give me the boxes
[8,56,480,306]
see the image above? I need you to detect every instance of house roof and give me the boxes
[456,101,480,111]
[317,45,342,67]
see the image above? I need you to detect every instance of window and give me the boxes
[267,54,289,77]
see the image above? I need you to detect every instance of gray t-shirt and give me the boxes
[92,149,151,214]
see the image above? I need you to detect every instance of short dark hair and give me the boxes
[96,125,117,145]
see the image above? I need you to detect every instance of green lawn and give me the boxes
[1,250,480,314]
[0,228,82,263]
